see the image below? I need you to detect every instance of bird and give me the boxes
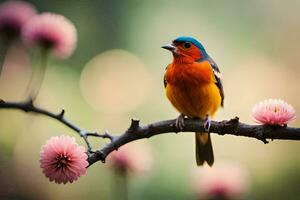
[162,36,224,166]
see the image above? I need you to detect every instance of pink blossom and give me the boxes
[252,99,296,126]
[193,162,250,200]
[40,135,88,184]
[108,142,152,175]
[22,12,77,58]
[0,0,37,38]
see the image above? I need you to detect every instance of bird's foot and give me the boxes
[175,114,185,131]
[204,115,211,132]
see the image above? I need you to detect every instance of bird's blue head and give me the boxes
[162,36,208,61]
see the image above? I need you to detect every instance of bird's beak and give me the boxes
[161,43,176,52]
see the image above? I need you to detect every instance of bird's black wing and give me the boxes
[206,56,225,107]
[163,65,168,88]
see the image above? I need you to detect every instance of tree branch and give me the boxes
[0,99,114,151]
[1,99,300,167]
[87,117,300,166]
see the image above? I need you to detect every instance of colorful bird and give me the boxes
[162,36,224,166]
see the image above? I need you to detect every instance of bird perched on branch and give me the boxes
[162,36,224,166]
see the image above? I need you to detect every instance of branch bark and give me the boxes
[0,99,113,151]
[1,99,300,167]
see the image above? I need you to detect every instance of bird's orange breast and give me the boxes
[165,60,221,118]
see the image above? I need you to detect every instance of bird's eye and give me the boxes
[183,42,192,49]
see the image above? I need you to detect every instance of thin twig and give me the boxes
[0,99,113,151]
[85,131,115,141]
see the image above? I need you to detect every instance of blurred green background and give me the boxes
[1,0,300,199]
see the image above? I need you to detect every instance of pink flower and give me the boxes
[193,162,250,200]
[108,142,152,175]
[40,135,88,184]
[0,0,37,38]
[252,99,296,126]
[22,12,77,58]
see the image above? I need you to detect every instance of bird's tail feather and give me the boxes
[195,132,214,166]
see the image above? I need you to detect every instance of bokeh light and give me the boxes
[80,49,152,114]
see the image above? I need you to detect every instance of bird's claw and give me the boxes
[204,115,211,132]
[175,114,185,131]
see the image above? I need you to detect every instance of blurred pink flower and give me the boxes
[0,0,36,38]
[108,142,152,175]
[40,135,88,184]
[252,99,296,126]
[22,12,77,58]
[193,162,249,200]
